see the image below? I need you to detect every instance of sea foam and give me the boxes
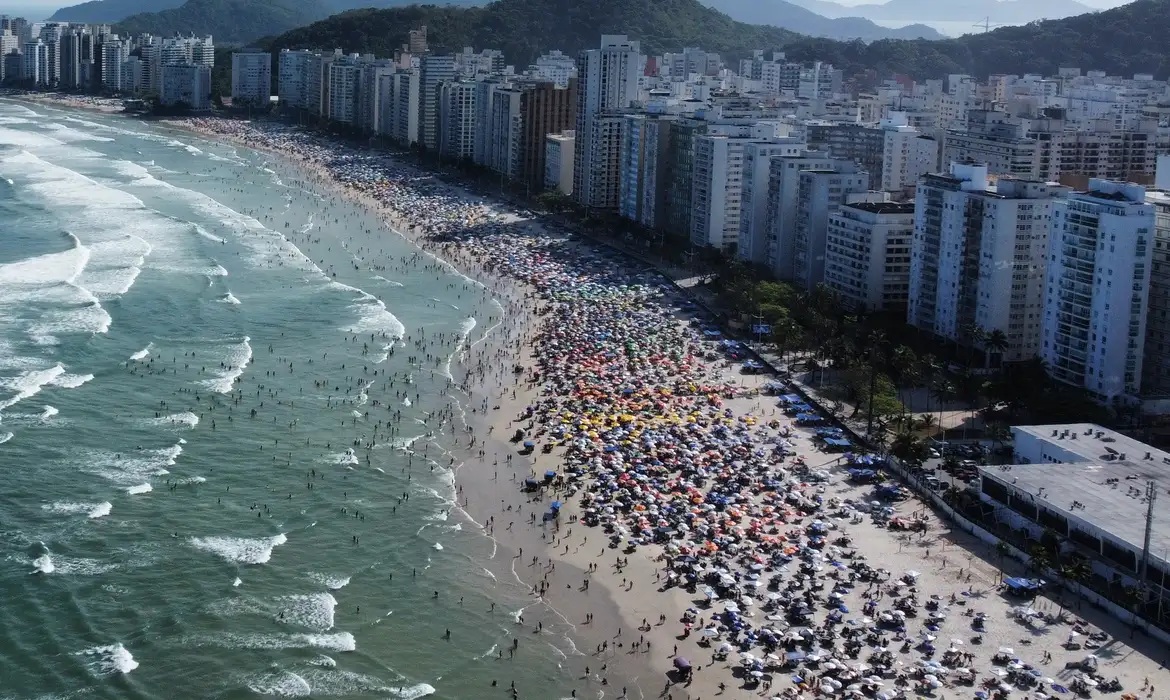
[76,643,139,676]
[189,533,287,565]
[198,336,252,393]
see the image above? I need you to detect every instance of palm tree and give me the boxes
[964,324,987,368]
[1059,559,1092,607]
[985,329,1009,369]
[995,540,1012,583]
[931,380,956,439]
[1028,544,1053,577]
[891,345,918,424]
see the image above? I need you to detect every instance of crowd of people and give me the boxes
[179,116,1161,700]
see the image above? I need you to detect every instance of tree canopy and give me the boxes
[259,0,1170,80]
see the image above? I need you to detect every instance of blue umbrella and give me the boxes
[550,501,562,510]
[523,441,535,448]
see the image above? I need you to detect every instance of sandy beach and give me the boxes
[118,112,1170,700]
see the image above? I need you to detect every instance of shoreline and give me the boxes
[12,96,1168,700]
[167,116,667,697]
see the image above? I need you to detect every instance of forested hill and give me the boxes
[780,0,1170,79]
[262,0,1170,80]
[116,0,335,45]
[264,0,803,66]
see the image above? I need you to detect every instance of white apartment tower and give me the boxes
[824,201,915,312]
[572,35,642,211]
[160,62,211,111]
[327,59,359,124]
[439,80,478,162]
[545,131,575,195]
[909,163,1068,364]
[99,38,126,91]
[231,49,272,107]
[1042,180,1155,403]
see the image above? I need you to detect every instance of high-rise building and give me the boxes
[763,150,840,280]
[572,35,642,211]
[389,69,420,145]
[120,55,143,93]
[439,80,478,162]
[231,49,272,107]
[21,40,48,85]
[305,51,337,118]
[943,110,1040,179]
[529,50,576,88]
[910,163,1068,364]
[620,113,677,230]
[57,30,82,89]
[824,201,915,312]
[545,131,575,195]
[356,59,395,133]
[737,138,808,266]
[691,130,789,253]
[327,58,359,124]
[663,118,708,240]
[160,62,211,111]
[407,26,427,54]
[791,165,869,290]
[278,49,316,110]
[1042,180,1154,403]
[514,80,575,191]
[418,53,455,151]
[1143,186,1170,404]
[0,30,20,82]
[99,37,126,91]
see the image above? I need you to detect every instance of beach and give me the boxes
[168,112,1170,700]
[2,91,1167,700]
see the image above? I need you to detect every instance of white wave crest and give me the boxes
[190,533,287,565]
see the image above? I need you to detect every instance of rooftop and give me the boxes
[984,424,1170,559]
[844,201,915,215]
[979,460,1170,561]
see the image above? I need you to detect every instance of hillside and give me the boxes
[115,0,335,44]
[778,0,1170,79]
[262,0,1170,81]
[702,0,943,40]
[265,0,805,65]
[50,0,185,23]
[109,0,483,44]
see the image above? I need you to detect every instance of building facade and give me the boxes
[824,201,915,312]
[231,49,271,107]
[1042,180,1154,402]
[572,35,642,211]
[909,163,1067,363]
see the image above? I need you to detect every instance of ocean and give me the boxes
[0,99,581,700]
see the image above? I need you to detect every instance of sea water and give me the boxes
[0,100,579,699]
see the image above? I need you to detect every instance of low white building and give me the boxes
[231,49,271,107]
[544,131,574,195]
[824,201,915,312]
[160,62,211,112]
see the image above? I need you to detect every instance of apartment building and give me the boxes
[909,163,1067,364]
[824,201,915,312]
[1042,180,1154,403]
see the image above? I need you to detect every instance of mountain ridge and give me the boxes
[68,0,943,42]
[787,0,1097,24]
[258,0,1170,80]
[700,0,943,40]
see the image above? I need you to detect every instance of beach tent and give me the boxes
[1003,577,1045,595]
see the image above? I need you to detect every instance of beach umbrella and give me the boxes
[673,657,691,670]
